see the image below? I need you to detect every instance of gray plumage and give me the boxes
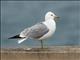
[20,23,49,39]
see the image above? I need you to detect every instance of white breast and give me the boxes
[38,20,56,40]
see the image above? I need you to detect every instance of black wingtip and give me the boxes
[8,34,22,39]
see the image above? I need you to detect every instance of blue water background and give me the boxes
[1,1,80,48]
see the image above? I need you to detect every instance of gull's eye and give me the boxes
[51,14,53,16]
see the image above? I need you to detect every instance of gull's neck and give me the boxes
[45,19,55,24]
[43,19,56,30]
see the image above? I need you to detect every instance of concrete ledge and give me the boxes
[1,46,80,53]
[1,46,80,60]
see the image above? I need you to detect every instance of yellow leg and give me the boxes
[40,40,43,49]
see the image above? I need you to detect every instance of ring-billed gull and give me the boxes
[9,11,59,48]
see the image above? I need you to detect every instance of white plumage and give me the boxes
[9,11,59,44]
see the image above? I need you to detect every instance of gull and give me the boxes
[9,11,59,48]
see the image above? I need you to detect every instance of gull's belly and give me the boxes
[38,20,56,40]
[38,30,55,40]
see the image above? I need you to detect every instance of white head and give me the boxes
[45,11,59,21]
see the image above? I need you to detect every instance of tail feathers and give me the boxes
[18,37,28,44]
[8,34,28,44]
[8,34,22,39]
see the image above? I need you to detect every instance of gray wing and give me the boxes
[20,23,49,39]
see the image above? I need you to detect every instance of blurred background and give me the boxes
[1,1,80,48]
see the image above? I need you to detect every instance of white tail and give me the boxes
[18,37,28,44]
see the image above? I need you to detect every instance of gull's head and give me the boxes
[45,11,59,21]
